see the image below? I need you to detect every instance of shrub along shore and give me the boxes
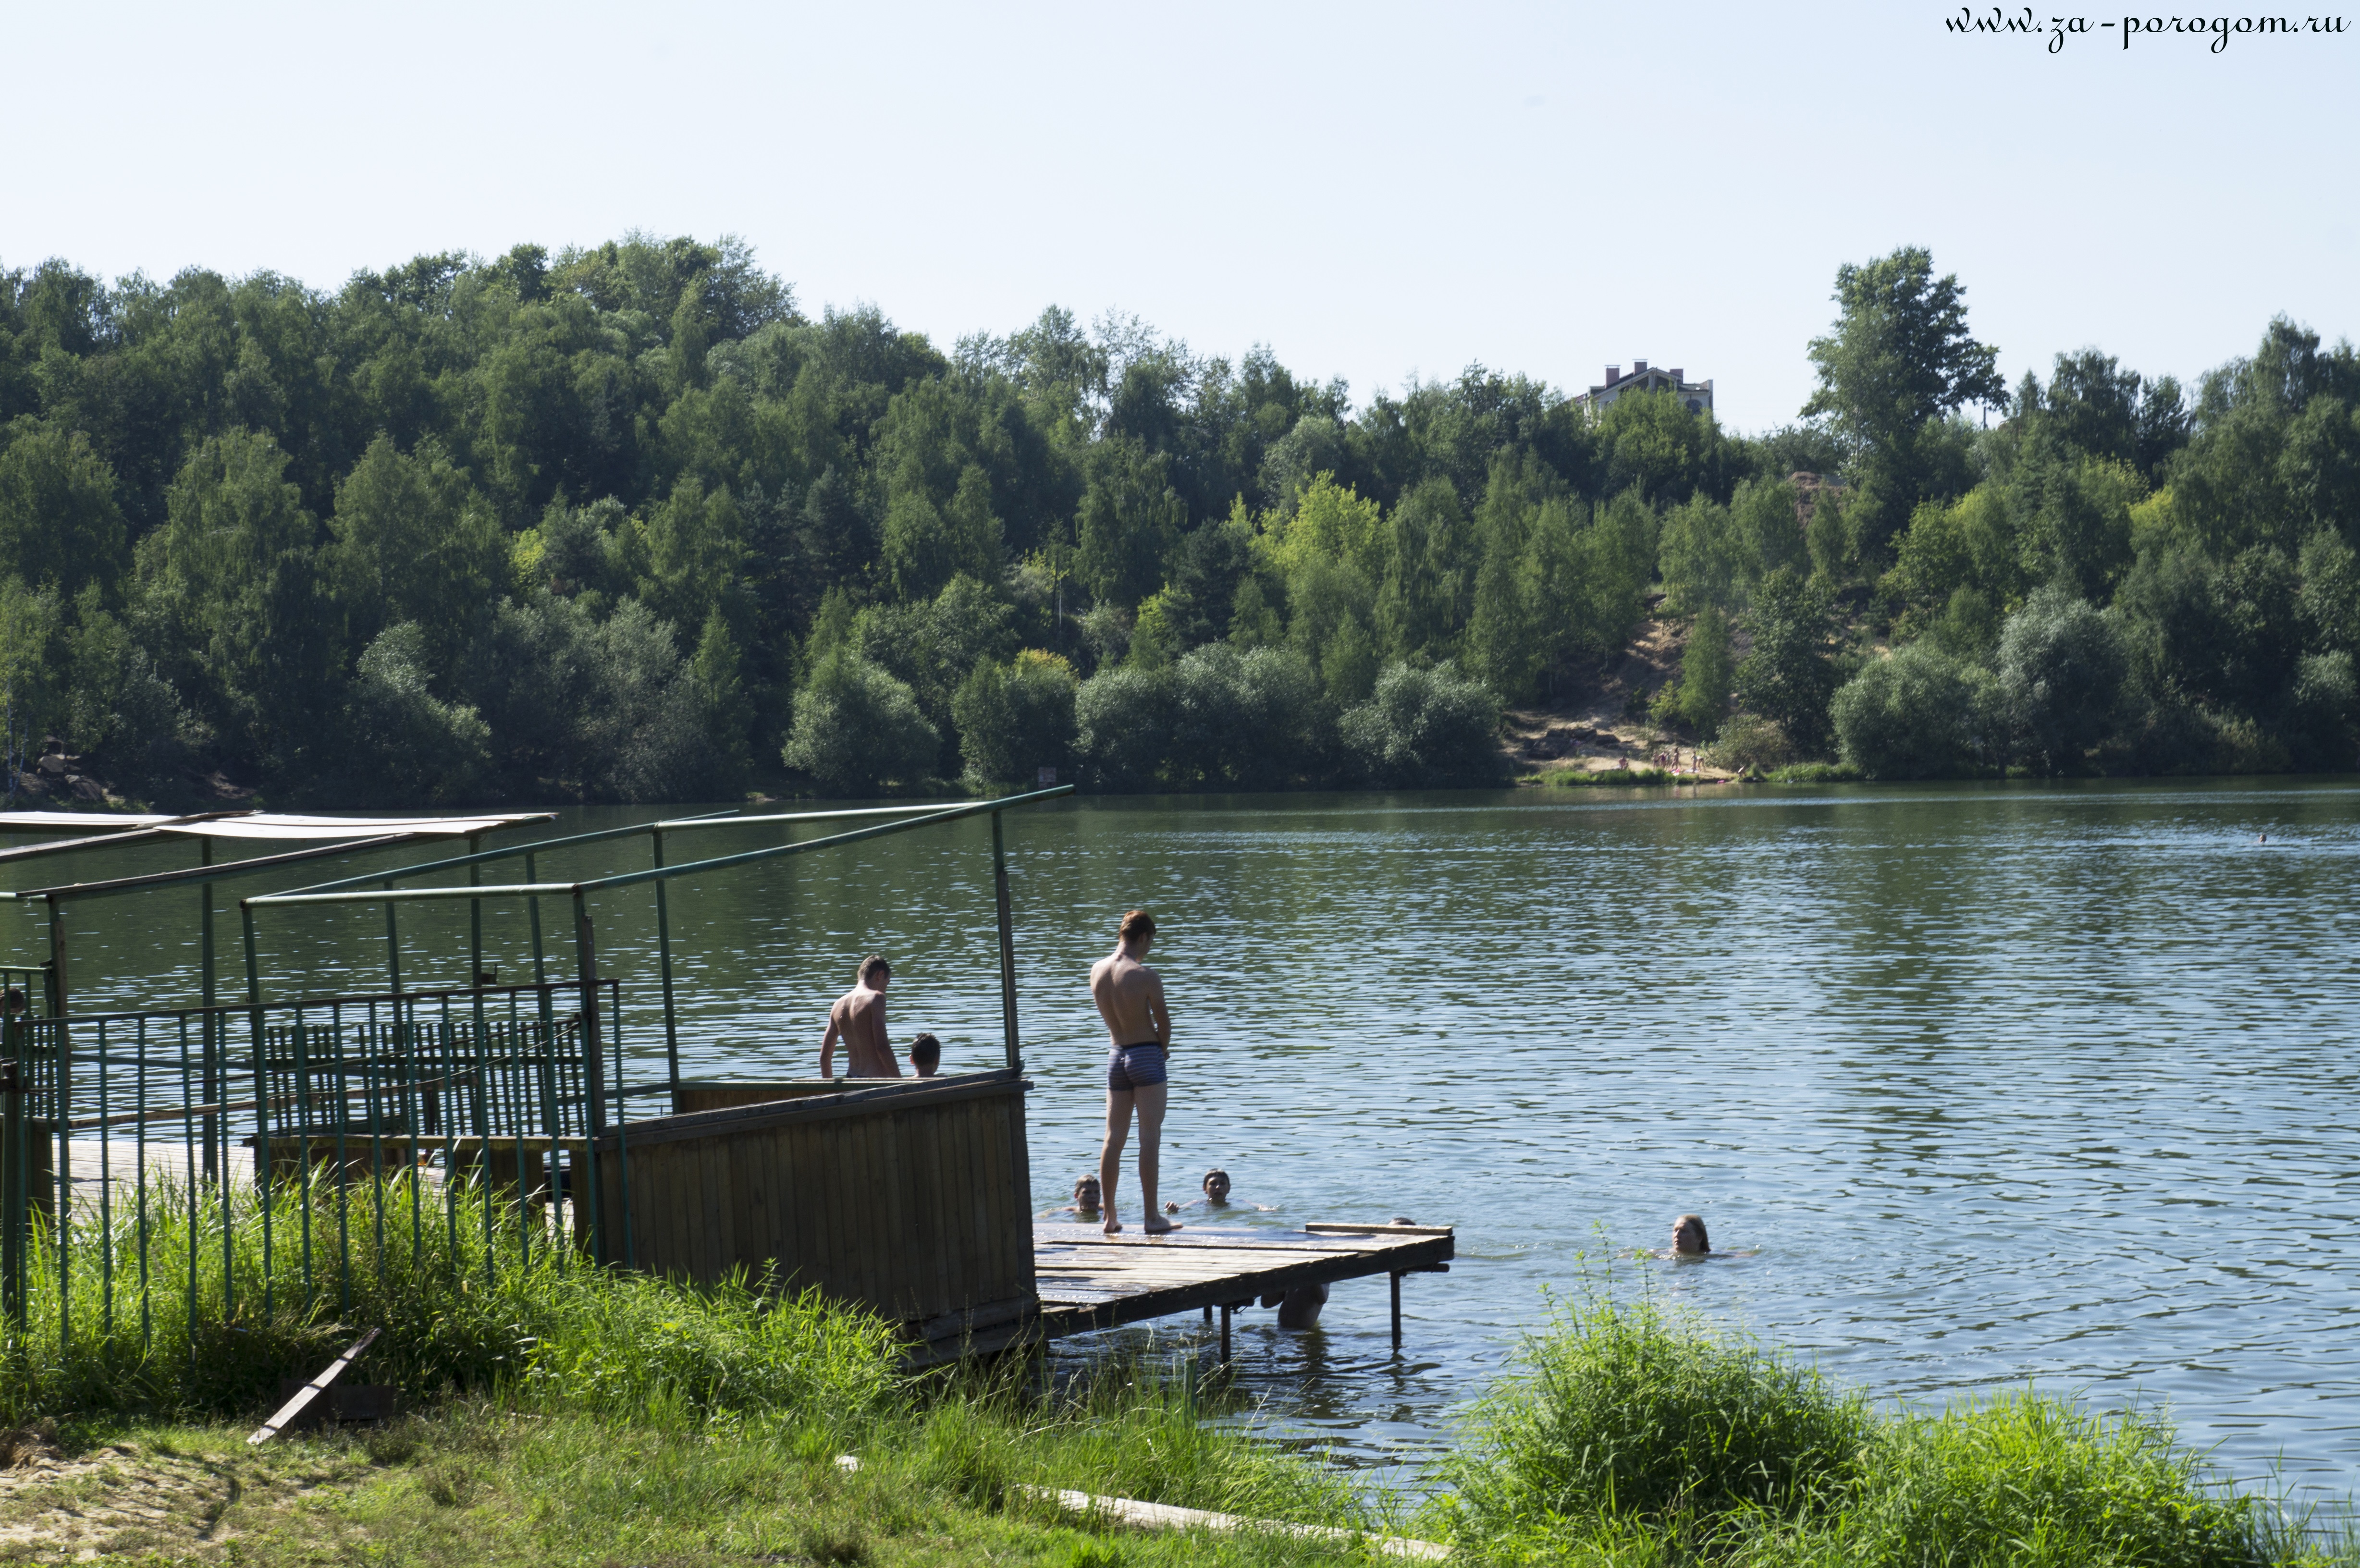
[2,1188,2349,1565]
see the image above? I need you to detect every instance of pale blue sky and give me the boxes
[4,0,2352,432]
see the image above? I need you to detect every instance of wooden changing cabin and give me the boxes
[242,789,1070,1358]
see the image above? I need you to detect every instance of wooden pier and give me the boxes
[1027,1220,1453,1361]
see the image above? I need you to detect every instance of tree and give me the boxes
[327,435,507,676]
[1339,660,1505,789]
[342,623,493,806]
[1653,608,1734,739]
[0,419,127,604]
[1997,587,2127,771]
[953,650,1078,788]
[1802,248,2005,555]
[1733,569,1841,757]
[781,649,937,795]
[1831,642,1997,779]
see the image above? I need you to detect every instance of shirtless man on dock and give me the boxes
[1091,909,1177,1235]
[820,956,900,1078]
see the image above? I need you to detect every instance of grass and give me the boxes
[1763,762,1864,784]
[1520,767,1678,787]
[7,1189,2355,1565]
[1432,1290,2352,1566]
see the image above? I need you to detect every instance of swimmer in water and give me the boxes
[1650,1213,1758,1260]
[1166,1167,1276,1213]
[1042,1174,1103,1218]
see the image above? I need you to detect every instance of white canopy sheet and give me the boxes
[0,809,550,841]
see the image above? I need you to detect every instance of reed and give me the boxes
[1436,1290,2351,1566]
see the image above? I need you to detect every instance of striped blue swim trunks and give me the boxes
[1107,1041,1168,1092]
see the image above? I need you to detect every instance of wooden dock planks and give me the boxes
[1032,1222,1453,1337]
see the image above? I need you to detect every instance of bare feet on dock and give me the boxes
[1143,1215,1181,1235]
[1103,1214,1122,1234]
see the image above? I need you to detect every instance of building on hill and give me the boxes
[1578,360,1714,416]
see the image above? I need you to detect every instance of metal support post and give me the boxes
[1390,1271,1403,1349]
[574,894,610,1266]
[991,811,1019,1070]
[1,1043,23,1331]
[1220,1301,1232,1365]
[652,828,681,1107]
[383,885,403,994]
[526,853,546,985]
[200,837,219,1182]
[467,833,484,983]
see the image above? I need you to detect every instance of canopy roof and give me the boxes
[0,809,548,841]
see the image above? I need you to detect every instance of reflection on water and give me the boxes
[14,779,2360,1501]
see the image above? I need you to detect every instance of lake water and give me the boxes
[13,779,2360,1505]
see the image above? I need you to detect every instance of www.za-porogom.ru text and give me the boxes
[1945,7,2347,49]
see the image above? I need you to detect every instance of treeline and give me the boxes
[0,236,2352,804]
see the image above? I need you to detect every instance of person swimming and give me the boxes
[1648,1213,1757,1260]
[1042,1174,1103,1218]
[1163,1167,1276,1213]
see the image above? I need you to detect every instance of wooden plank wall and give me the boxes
[673,1079,896,1115]
[589,1071,1036,1326]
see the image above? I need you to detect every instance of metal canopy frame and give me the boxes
[3,809,556,1186]
[243,786,1076,1112]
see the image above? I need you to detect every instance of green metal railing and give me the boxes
[0,978,637,1353]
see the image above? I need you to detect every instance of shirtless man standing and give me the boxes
[1090,909,1177,1235]
[820,956,900,1078]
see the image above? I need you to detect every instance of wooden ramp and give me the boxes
[1030,1221,1453,1358]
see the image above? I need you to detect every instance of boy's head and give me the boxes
[1072,1174,1101,1212]
[909,1032,941,1076]
[1202,1168,1231,1202]
[858,955,891,989]
[1119,909,1155,950]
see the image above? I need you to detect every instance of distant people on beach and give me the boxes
[909,1033,941,1077]
[820,956,899,1079]
[1091,909,1176,1235]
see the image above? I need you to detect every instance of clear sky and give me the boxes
[4,0,2352,432]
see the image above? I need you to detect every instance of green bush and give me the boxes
[1831,640,2000,780]
[1167,642,1325,789]
[1439,1289,2309,1568]
[782,649,940,795]
[952,650,1079,788]
[1072,661,1178,790]
[1704,713,1794,772]
[1806,1391,2277,1568]
[1340,659,1506,788]
[1075,643,1329,791]
[1444,1295,1869,1544]
[2000,584,2129,771]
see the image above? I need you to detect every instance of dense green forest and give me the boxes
[0,235,2352,805]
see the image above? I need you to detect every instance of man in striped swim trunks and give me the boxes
[1090,908,1177,1235]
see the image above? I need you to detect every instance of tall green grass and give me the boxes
[1439,1291,2347,1567]
[2,1175,897,1428]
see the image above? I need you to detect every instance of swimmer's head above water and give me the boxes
[1672,1214,1710,1255]
[1203,1168,1231,1204]
[1072,1174,1101,1213]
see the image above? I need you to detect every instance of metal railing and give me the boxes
[0,979,639,1354]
